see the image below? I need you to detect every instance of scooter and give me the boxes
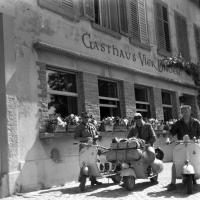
[116,145,164,191]
[75,138,122,192]
[173,135,200,194]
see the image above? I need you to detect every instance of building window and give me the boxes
[47,69,78,118]
[98,79,120,119]
[154,0,171,54]
[174,12,190,61]
[129,0,149,46]
[194,24,200,62]
[135,86,151,119]
[92,0,128,34]
[38,0,75,20]
[162,90,173,121]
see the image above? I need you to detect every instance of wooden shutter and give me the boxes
[175,12,190,61]
[108,0,119,32]
[38,0,74,19]
[129,0,140,42]
[118,0,128,34]
[194,25,200,61]
[100,0,110,29]
[83,0,95,21]
[138,0,148,44]
[155,2,166,50]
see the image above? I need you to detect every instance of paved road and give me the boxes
[3,163,200,200]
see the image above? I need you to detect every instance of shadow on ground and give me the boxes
[38,180,160,198]
[148,183,200,198]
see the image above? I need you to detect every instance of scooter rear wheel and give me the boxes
[123,176,135,191]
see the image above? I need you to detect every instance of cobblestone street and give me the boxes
[3,162,200,200]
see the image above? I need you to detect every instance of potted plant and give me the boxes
[102,117,115,132]
[113,117,129,132]
[64,114,81,132]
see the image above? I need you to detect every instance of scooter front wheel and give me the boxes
[123,176,135,191]
[79,175,87,192]
[111,174,122,184]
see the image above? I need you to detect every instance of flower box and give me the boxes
[66,125,77,132]
[113,125,128,132]
[54,125,66,133]
[104,124,114,132]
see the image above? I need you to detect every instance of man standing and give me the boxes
[167,105,200,191]
[127,113,156,146]
[74,112,102,186]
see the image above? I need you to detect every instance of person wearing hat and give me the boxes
[127,113,156,146]
[167,105,200,191]
[74,112,101,143]
[74,111,102,186]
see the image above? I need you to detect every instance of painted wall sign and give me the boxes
[81,32,181,75]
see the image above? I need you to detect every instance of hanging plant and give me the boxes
[161,54,200,109]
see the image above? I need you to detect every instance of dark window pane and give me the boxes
[99,99,118,106]
[164,22,171,51]
[162,6,168,22]
[98,80,118,98]
[94,0,100,24]
[162,91,172,105]
[135,87,148,102]
[163,107,172,121]
[48,94,78,118]
[100,102,120,119]
[48,70,77,93]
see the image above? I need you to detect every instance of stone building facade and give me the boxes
[0,0,200,197]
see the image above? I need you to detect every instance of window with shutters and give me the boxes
[83,0,128,38]
[129,0,149,49]
[174,12,190,61]
[38,0,75,20]
[154,0,171,55]
[194,24,200,62]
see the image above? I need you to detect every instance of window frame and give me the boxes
[38,0,77,21]
[161,90,173,121]
[134,85,151,115]
[91,0,129,39]
[46,67,78,116]
[98,78,121,118]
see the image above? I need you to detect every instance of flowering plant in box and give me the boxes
[113,117,129,132]
[163,119,177,131]
[64,114,81,126]
[45,113,62,133]
[113,117,129,126]
[64,114,81,132]
[102,117,115,126]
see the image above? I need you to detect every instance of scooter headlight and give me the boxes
[121,162,129,169]
[82,166,89,175]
